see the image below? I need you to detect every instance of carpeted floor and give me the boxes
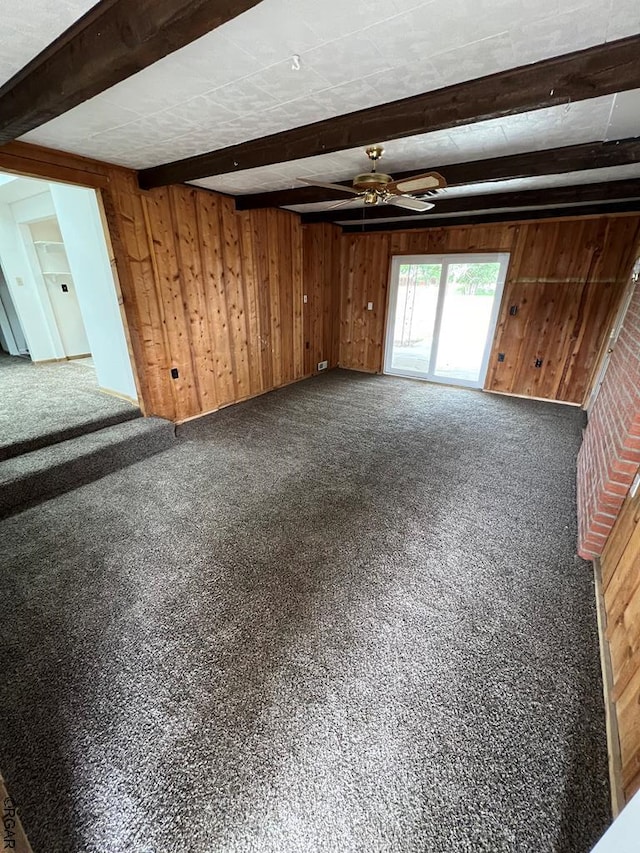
[0,352,138,458]
[0,370,609,853]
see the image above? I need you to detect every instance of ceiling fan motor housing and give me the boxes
[352,171,393,191]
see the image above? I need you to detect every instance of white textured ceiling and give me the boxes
[0,0,98,88]
[17,0,640,190]
[191,92,640,197]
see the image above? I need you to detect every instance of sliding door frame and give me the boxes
[383,252,510,389]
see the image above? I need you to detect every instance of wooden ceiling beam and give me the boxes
[299,179,640,224]
[138,33,640,189]
[340,201,640,234]
[233,138,640,209]
[0,0,264,144]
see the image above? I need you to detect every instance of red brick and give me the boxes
[578,274,640,557]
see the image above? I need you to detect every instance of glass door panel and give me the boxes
[384,253,509,389]
[433,262,502,384]
[389,262,441,376]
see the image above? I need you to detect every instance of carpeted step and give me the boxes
[0,407,142,462]
[0,417,176,518]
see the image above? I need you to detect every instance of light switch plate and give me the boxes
[367,302,373,311]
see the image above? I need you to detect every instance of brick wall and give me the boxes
[578,267,640,559]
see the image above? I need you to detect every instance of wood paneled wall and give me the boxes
[601,491,640,803]
[302,222,341,376]
[0,143,340,422]
[109,172,310,421]
[3,142,640,416]
[487,218,640,402]
[339,217,640,404]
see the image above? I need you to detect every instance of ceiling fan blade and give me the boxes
[325,196,364,211]
[386,195,435,212]
[388,172,447,194]
[297,177,360,195]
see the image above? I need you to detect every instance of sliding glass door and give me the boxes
[384,253,509,389]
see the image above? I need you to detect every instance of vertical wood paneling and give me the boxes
[339,218,640,403]
[302,223,341,374]
[194,193,236,406]
[487,218,635,403]
[105,170,174,418]
[171,186,217,414]
[237,210,262,397]
[601,492,640,803]
[143,188,201,418]
[339,233,391,372]
[108,178,333,421]
[291,215,303,381]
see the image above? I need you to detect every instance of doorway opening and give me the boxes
[27,216,91,360]
[384,253,509,389]
[0,170,140,459]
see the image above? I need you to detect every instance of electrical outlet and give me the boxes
[303,294,308,303]
[497,353,505,362]
[535,358,543,368]
[170,367,179,379]
[509,305,518,316]
[16,277,24,287]
[317,360,328,371]
[367,302,374,311]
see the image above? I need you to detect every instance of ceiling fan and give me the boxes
[298,146,446,212]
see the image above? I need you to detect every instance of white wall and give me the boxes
[50,183,137,400]
[0,264,28,355]
[591,791,640,851]
[11,191,55,224]
[0,194,63,361]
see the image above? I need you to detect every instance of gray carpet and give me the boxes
[0,370,609,853]
[0,416,176,519]
[0,352,139,460]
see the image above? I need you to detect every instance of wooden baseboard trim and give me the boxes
[593,557,625,817]
[31,354,91,364]
[96,386,139,407]
[337,364,379,374]
[483,388,582,406]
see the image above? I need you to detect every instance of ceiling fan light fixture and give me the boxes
[297,147,447,215]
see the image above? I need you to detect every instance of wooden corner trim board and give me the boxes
[0,0,265,144]
[235,138,640,210]
[138,33,640,188]
[594,558,626,818]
